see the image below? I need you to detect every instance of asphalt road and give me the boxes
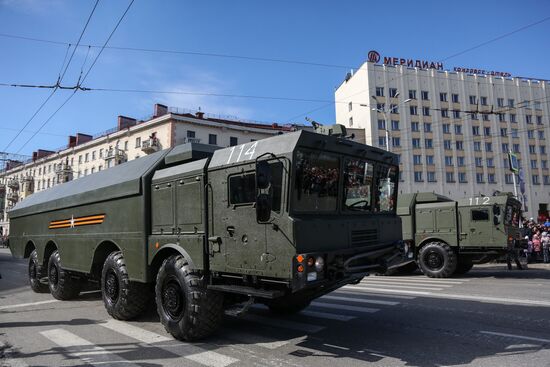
[1,247,550,367]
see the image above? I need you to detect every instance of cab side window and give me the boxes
[471,209,489,221]
[229,173,255,205]
[270,162,283,213]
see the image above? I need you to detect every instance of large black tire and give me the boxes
[29,250,49,293]
[418,242,457,278]
[155,255,223,341]
[267,296,311,315]
[101,251,149,320]
[454,258,474,275]
[47,250,81,300]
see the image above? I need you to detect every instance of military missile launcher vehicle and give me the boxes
[396,192,522,278]
[9,125,408,341]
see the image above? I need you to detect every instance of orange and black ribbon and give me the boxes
[49,214,105,229]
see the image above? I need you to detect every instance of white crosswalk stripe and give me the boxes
[354,282,445,291]
[310,301,379,313]
[322,295,400,306]
[186,351,239,367]
[100,319,172,344]
[300,309,357,321]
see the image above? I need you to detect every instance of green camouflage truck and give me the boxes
[396,192,522,278]
[8,125,409,341]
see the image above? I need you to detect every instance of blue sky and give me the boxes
[1,0,549,156]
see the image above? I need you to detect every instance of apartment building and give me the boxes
[336,56,550,218]
[0,103,301,234]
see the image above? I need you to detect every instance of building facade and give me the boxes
[0,104,299,235]
[336,60,550,218]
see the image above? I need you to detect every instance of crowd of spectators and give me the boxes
[522,217,550,263]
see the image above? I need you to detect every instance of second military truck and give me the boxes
[8,125,408,341]
[396,192,522,278]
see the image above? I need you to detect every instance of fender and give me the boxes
[153,243,197,270]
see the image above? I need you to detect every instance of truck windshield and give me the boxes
[344,158,397,213]
[293,149,339,212]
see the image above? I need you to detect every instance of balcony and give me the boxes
[7,192,19,202]
[55,163,73,183]
[141,138,161,154]
[104,148,127,167]
[7,179,19,190]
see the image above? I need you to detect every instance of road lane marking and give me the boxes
[368,277,464,285]
[371,276,469,283]
[243,314,325,333]
[310,302,379,313]
[300,310,356,321]
[353,282,444,291]
[344,286,432,295]
[99,319,172,344]
[480,331,550,343]
[336,289,415,299]
[323,343,350,351]
[0,299,59,310]
[322,295,400,306]
[185,351,239,367]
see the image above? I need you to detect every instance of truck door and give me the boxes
[209,163,267,272]
[461,206,494,247]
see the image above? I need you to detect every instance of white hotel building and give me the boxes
[335,57,550,219]
[0,104,301,235]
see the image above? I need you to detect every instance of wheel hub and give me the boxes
[105,271,119,302]
[49,264,58,285]
[426,251,443,270]
[162,279,184,320]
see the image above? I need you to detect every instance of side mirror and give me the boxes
[256,193,272,222]
[493,204,501,225]
[256,160,272,189]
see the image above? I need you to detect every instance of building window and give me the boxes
[392,137,400,147]
[411,122,419,131]
[422,107,430,116]
[535,101,542,110]
[531,160,538,169]
[99,149,103,158]
[441,109,449,118]
[485,142,492,152]
[378,120,386,129]
[497,113,505,122]
[377,103,385,110]
[541,146,546,154]
[376,87,384,97]
[413,155,422,165]
[124,141,128,150]
[497,98,504,107]
[505,174,513,184]
[389,88,398,98]
[414,171,423,182]
[536,116,543,125]
[472,126,480,135]
[452,94,459,103]
[424,123,432,132]
[456,141,464,150]
[135,137,141,148]
[409,90,417,99]
[486,158,494,167]
[459,172,467,183]
[474,142,481,151]
[484,127,491,136]
[444,140,452,150]
[209,134,217,145]
[442,124,451,134]
[476,173,484,183]
[511,129,518,138]
[453,110,460,118]
[421,91,429,100]
[412,138,421,148]
[544,175,550,185]
[471,113,478,120]
[348,102,353,112]
[529,145,536,154]
[533,175,540,185]
[187,130,196,138]
[446,172,454,182]
[427,172,436,182]
[425,139,433,149]
[454,124,462,135]
[426,155,434,165]
[440,92,447,102]
[526,115,532,124]
[542,160,548,169]
[391,120,399,130]
[379,137,387,147]
[508,99,514,107]
[513,144,520,153]
[528,130,535,139]
[85,153,89,163]
[91,167,95,174]
[92,151,96,160]
[457,157,465,166]
[230,137,238,146]
[390,104,399,114]
[482,114,489,121]
[480,96,488,105]
[475,157,483,167]
[445,156,453,166]
[349,117,353,126]
[488,174,496,183]
[469,95,477,105]
[410,106,418,115]
[78,155,82,164]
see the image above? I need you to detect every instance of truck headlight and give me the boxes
[315,256,324,271]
